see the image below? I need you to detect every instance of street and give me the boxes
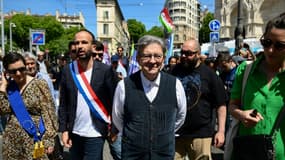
[0,136,223,160]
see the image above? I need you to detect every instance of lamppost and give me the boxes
[235,0,244,51]
[1,0,4,56]
[9,22,16,52]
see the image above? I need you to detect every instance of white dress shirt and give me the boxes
[112,72,187,133]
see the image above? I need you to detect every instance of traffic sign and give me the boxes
[31,30,45,45]
[209,19,221,32]
[210,32,219,42]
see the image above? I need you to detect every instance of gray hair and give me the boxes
[23,52,37,61]
[137,35,166,56]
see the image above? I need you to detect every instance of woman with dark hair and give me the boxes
[228,12,285,159]
[0,52,58,159]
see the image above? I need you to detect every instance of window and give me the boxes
[103,11,109,20]
[103,24,109,35]
[174,34,179,41]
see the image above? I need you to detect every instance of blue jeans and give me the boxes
[70,133,105,160]
[109,135,122,160]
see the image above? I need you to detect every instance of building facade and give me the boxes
[95,0,130,55]
[55,10,85,29]
[215,0,285,40]
[164,0,200,49]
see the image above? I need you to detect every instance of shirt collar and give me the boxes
[140,71,160,87]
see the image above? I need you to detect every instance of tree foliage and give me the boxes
[199,12,214,44]
[127,19,146,43]
[144,26,164,38]
[5,14,79,57]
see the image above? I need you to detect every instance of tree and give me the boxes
[144,26,164,38]
[127,19,146,43]
[4,14,79,57]
[199,12,214,44]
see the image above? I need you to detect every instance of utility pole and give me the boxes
[1,0,4,56]
[235,0,244,51]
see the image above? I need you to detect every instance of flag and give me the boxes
[102,41,111,65]
[165,33,174,64]
[159,8,174,33]
[128,43,140,76]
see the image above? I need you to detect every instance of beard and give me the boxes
[181,57,199,71]
[77,50,92,61]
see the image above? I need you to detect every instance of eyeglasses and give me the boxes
[92,52,103,57]
[7,67,26,74]
[140,53,163,61]
[260,38,285,50]
[70,50,77,54]
[181,50,198,56]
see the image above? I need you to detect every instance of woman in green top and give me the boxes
[229,12,285,160]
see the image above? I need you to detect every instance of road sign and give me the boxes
[210,32,219,42]
[31,30,45,45]
[209,19,221,32]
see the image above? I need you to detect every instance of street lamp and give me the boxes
[9,22,16,52]
[235,0,244,51]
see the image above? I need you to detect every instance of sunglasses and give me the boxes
[260,38,285,50]
[7,67,26,74]
[70,50,77,54]
[181,50,198,56]
[92,53,103,57]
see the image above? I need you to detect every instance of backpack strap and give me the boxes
[241,61,253,105]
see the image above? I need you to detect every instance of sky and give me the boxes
[4,0,214,37]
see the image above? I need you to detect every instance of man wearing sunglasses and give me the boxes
[172,38,227,160]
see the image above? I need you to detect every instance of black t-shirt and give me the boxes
[172,63,226,138]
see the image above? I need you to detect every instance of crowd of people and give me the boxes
[0,12,284,160]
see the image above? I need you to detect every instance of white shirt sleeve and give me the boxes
[175,78,187,132]
[112,80,125,133]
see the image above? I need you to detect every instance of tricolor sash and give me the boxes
[69,61,110,124]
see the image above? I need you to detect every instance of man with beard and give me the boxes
[58,29,118,160]
[171,38,227,160]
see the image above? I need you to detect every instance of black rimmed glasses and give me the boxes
[260,38,285,50]
[181,50,198,56]
[7,66,26,74]
[141,53,163,61]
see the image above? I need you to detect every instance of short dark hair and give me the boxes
[93,40,104,51]
[117,46,124,51]
[3,52,26,70]
[68,41,75,50]
[263,12,285,37]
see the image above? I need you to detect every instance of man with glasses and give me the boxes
[68,41,77,61]
[112,35,187,159]
[92,40,104,62]
[172,38,227,160]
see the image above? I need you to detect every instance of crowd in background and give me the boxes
[0,12,284,160]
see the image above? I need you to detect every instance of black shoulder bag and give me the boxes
[233,104,285,160]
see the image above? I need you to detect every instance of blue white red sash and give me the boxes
[69,61,110,124]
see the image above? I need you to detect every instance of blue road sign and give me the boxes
[210,32,219,42]
[209,19,221,32]
[32,31,45,45]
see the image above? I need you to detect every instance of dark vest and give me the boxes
[122,71,177,160]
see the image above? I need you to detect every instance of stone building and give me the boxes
[215,0,285,40]
[164,0,200,48]
[95,0,130,55]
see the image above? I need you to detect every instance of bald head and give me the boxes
[182,39,201,54]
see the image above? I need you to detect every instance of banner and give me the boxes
[159,8,174,33]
